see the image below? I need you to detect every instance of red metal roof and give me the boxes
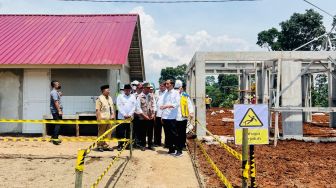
[0,14,139,65]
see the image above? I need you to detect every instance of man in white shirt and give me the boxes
[116,84,137,151]
[160,79,181,156]
[154,82,166,147]
[176,81,194,152]
[132,83,143,148]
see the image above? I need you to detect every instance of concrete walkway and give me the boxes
[112,147,200,188]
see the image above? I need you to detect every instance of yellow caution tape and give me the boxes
[75,149,86,172]
[196,120,242,161]
[0,137,129,142]
[91,141,130,188]
[243,161,250,179]
[196,139,233,188]
[0,119,131,125]
[84,123,122,155]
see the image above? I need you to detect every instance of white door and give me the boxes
[23,69,50,133]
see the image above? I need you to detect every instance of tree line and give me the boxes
[159,9,333,108]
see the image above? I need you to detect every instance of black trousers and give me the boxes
[162,119,169,147]
[162,119,180,152]
[116,122,130,147]
[177,120,187,149]
[52,113,62,139]
[139,119,154,147]
[154,117,163,146]
[133,116,141,146]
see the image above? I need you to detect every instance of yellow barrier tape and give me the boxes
[243,161,250,179]
[0,137,129,142]
[91,141,130,188]
[0,119,131,125]
[196,139,233,188]
[196,120,242,161]
[75,149,86,172]
[85,123,121,155]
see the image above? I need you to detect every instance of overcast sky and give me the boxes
[1,0,335,84]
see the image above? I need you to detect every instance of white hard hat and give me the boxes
[175,80,183,89]
[131,80,139,85]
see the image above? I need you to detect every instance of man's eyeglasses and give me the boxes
[165,83,171,85]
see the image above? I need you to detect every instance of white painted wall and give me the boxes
[62,96,97,114]
[0,70,21,133]
[121,60,131,84]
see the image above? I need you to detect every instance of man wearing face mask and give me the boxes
[96,85,115,152]
[50,80,63,145]
[137,82,156,151]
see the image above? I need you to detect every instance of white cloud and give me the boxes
[130,6,253,85]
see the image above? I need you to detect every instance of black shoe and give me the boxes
[182,147,187,151]
[174,151,183,157]
[97,147,104,152]
[117,146,122,151]
[168,149,176,155]
[147,146,155,151]
[52,140,60,145]
[140,147,146,151]
[103,147,114,151]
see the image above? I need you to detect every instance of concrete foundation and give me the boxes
[186,52,336,138]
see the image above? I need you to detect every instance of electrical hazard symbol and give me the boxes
[239,108,263,127]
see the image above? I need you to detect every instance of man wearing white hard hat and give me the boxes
[176,81,194,153]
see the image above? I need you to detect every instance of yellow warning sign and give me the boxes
[235,129,269,145]
[239,108,263,127]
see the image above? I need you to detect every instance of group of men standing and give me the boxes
[50,79,194,157]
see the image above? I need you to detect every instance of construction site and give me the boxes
[0,0,336,188]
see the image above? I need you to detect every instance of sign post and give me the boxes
[234,104,269,188]
[234,104,269,145]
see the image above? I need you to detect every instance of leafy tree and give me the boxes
[218,74,238,93]
[159,64,187,83]
[206,76,216,86]
[256,28,281,51]
[206,74,239,108]
[312,74,328,107]
[257,9,326,51]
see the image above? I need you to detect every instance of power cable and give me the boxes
[303,0,334,18]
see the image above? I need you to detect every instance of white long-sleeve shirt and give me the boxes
[176,93,194,121]
[161,89,180,120]
[116,93,137,120]
[155,90,166,118]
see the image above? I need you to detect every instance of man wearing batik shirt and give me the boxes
[137,83,156,151]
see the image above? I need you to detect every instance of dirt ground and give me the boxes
[190,107,336,187]
[206,107,336,137]
[0,140,199,188]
